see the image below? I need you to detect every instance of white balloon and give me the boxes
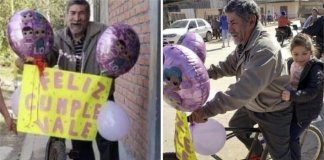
[10,86,21,116]
[97,101,130,141]
[190,119,226,155]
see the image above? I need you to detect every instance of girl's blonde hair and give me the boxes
[290,33,317,56]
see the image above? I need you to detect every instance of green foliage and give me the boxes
[0,0,66,68]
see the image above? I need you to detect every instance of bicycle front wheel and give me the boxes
[300,125,323,160]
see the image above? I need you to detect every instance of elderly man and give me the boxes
[17,0,119,160]
[48,1,119,160]
[189,0,292,159]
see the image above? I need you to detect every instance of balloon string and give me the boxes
[26,68,37,127]
[56,53,62,67]
[26,64,41,127]
[81,52,85,74]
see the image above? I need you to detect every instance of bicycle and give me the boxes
[45,137,79,160]
[163,120,323,160]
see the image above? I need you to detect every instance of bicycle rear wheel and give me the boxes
[300,125,323,160]
[46,137,67,160]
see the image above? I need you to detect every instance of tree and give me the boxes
[0,0,66,68]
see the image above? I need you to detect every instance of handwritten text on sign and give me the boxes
[17,65,112,140]
[174,111,197,160]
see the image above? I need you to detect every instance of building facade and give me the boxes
[90,0,160,159]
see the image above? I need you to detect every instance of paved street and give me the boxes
[163,21,324,160]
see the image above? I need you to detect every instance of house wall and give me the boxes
[104,0,159,159]
[258,2,299,19]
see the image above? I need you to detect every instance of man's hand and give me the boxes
[188,108,208,123]
[15,56,34,71]
[281,90,290,101]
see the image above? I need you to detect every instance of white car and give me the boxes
[163,18,213,45]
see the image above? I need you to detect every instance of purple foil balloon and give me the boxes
[96,24,140,77]
[7,9,54,58]
[178,32,206,62]
[163,45,210,112]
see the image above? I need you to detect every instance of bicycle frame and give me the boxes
[211,127,266,160]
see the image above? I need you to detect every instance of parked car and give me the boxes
[163,18,213,45]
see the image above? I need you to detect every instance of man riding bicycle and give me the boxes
[278,11,292,38]
[189,0,292,159]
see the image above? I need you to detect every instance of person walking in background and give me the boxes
[303,7,321,29]
[220,10,230,48]
[274,12,278,21]
[281,33,323,160]
[212,17,221,40]
[261,13,266,26]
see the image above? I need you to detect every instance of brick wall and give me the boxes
[107,0,151,159]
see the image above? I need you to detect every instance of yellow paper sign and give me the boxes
[174,111,197,160]
[17,65,112,141]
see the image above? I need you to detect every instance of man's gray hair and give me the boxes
[66,0,90,15]
[224,0,260,23]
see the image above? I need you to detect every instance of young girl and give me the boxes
[281,33,323,160]
[0,87,16,133]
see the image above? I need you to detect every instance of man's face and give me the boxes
[226,12,255,45]
[66,4,89,35]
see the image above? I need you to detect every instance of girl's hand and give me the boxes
[4,117,17,134]
[281,90,290,101]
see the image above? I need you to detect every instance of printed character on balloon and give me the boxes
[164,66,182,91]
[21,11,33,26]
[34,25,46,55]
[108,40,132,72]
[22,26,34,43]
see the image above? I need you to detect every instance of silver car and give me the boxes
[163,18,213,45]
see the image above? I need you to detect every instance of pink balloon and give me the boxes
[7,9,54,58]
[163,45,209,112]
[178,32,206,62]
[190,119,226,155]
[10,86,21,116]
[96,24,140,77]
[97,101,130,141]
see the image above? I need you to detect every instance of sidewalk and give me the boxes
[19,134,100,160]
[0,117,24,160]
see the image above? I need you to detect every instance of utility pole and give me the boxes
[265,0,267,25]
[298,0,301,18]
